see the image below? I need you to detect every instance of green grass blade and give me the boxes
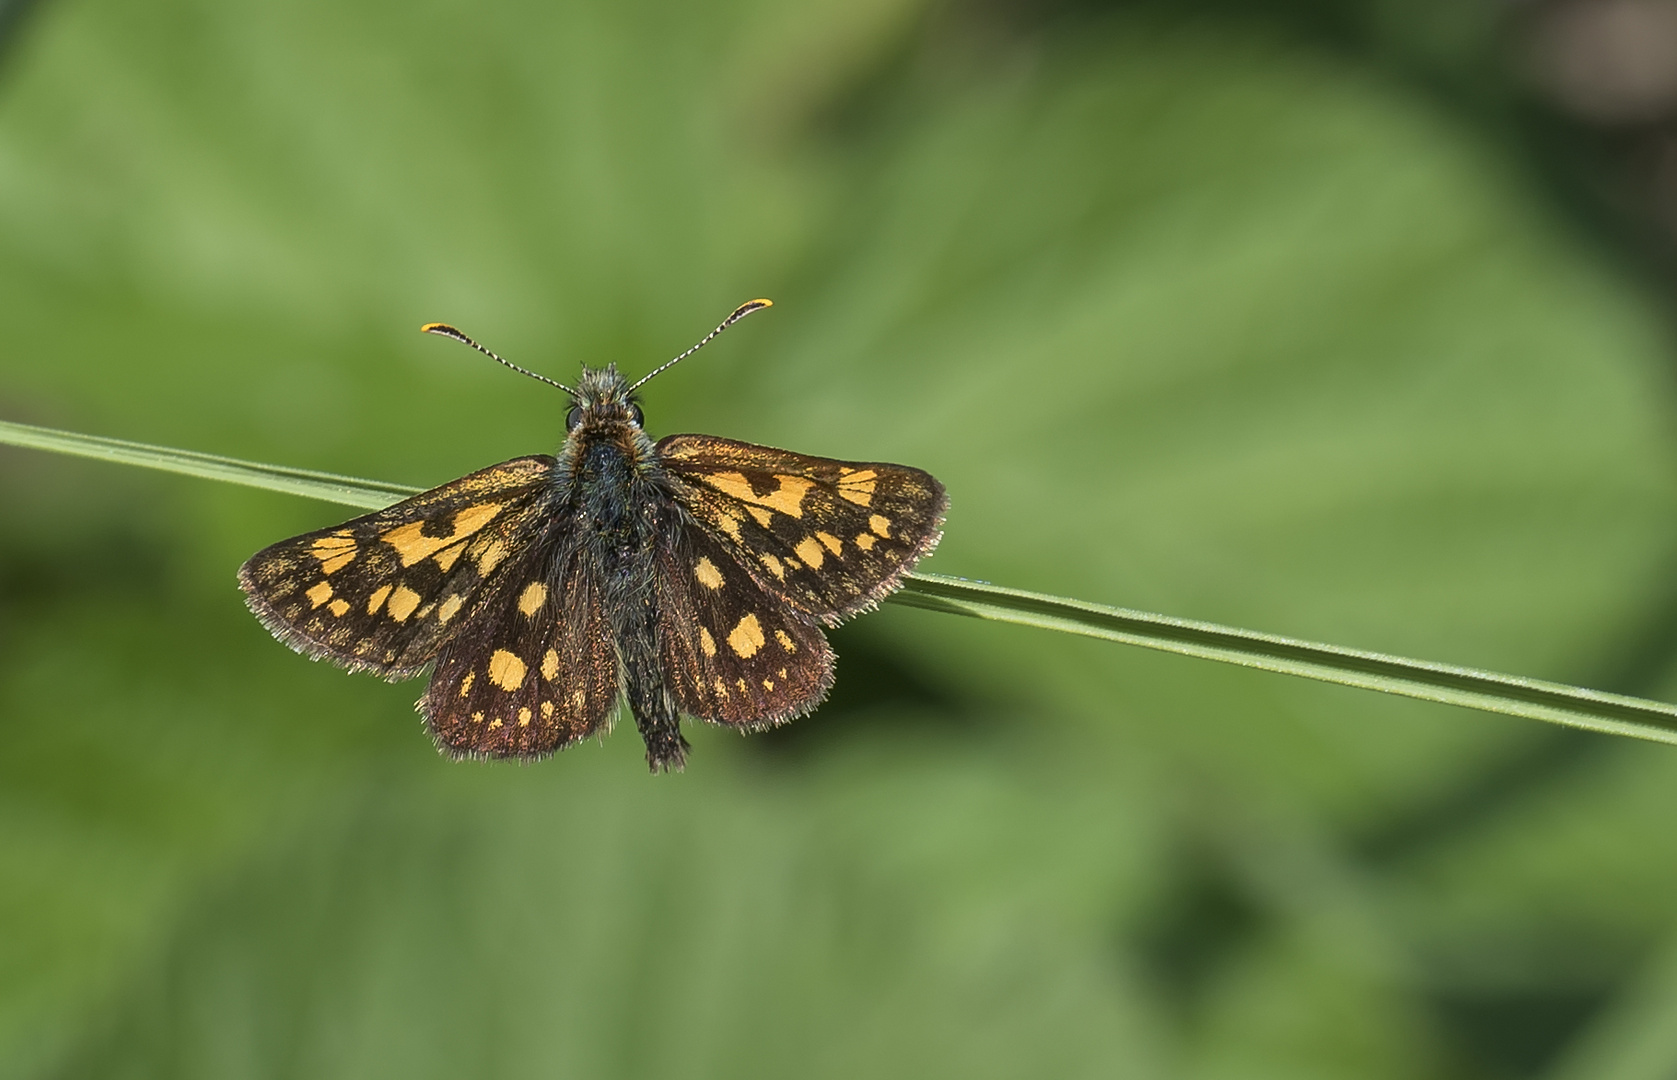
[6,418,1676,744]
[0,418,418,508]
[893,574,1677,744]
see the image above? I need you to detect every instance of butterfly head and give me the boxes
[566,364,645,433]
[420,298,772,450]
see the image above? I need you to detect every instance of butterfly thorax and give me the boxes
[558,364,663,529]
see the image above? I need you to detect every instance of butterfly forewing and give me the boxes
[657,435,948,625]
[238,456,555,677]
[422,544,620,758]
[657,524,833,729]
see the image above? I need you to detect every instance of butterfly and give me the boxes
[238,300,948,772]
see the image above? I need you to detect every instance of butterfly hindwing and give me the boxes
[658,523,834,730]
[238,456,555,678]
[421,543,620,759]
[657,435,948,625]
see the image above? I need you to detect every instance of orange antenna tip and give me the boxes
[629,299,777,391]
[420,321,573,394]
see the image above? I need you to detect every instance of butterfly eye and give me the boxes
[629,404,645,427]
[566,406,583,431]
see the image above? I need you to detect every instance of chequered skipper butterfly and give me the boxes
[239,301,947,771]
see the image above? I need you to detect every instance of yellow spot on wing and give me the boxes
[305,581,333,608]
[794,536,825,569]
[700,472,814,518]
[475,539,510,574]
[815,532,842,555]
[376,524,438,567]
[310,533,357,574]
[381,503,505,567]
[488,649,526,691]
[694,557,724,590]
[386,585,422,622]
[367,584,392,614]
[763,678,775,690]
[328,599,350,617]
[434,541,466,572]
[745,506,774,528]
[837,470,877,506]
[448,502,506,534]
[699,627,716,657]
[760,554,784,579]
[703,472,764,503]
[517,582,548,615]
[765,476,813,515]
[774,629,796,653]
[727,614,765,658]
[855,533,877,551]
[489,717,503,730]
[541,700,554,719]
[869,514,892,538]
[471,711,484,723]
[437,594,464,624]
[714,677,729,699]
[715,510,743,541]
[541,650,560,680]
[518,707,531,727]
[460,671,475,696]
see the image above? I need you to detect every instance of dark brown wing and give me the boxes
[238,456,555,678]
[657,522,833,730]
[420,543,619,759]
[656,435,947,626]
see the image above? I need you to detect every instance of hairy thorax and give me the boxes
[559,405,669,614]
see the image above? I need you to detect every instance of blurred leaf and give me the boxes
[1544,931,1677,1080]
[52,741,1172,1080]
[4,1,1677,1078]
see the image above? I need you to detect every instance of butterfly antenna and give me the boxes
[629,299,773,392]
[420,323,576,395]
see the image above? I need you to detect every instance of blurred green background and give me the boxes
[7,0,1677,1075]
